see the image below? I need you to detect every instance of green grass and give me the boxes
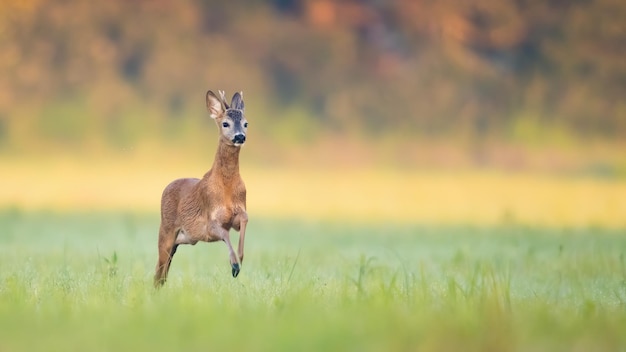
[1,210,626,351]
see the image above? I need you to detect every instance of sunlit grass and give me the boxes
[1,156,625,227]
[1,211,625,351]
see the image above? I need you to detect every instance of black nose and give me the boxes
[233,134,246,144]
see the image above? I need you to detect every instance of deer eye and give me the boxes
[222,122,230,128]
[244,122,248,128]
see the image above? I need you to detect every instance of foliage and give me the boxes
[0,0,624,152]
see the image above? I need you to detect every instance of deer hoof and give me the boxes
[231,263,240,278]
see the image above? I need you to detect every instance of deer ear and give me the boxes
[230,91,245,111]
[206,90,225,119]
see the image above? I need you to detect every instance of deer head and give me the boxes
[206,90,248,147]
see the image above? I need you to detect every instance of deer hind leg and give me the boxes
[154,226,178,287]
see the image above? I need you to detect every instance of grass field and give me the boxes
[2,155,626,350]
[1,210,626,351]
[2,155,626,227]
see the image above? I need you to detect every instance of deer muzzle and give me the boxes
[232,134,246,145]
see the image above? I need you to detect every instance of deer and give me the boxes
[154,89,249,287]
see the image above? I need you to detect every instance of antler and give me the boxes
[217,90,230,109]
[218,90,227,103]
[217,90,229,109]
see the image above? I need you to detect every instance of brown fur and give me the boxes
[154,90,249,287]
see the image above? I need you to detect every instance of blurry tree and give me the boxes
[0,0,624,152]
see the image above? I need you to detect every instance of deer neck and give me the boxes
[211,137,241,181]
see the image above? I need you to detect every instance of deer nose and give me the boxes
[233,134,246,144]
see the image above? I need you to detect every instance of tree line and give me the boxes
[0,0,624,150]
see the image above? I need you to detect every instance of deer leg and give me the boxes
[163,244,178,281]
[223,234,240,278]
[208,221,240,278]
[154,227,178,287]
[237,217,248,265]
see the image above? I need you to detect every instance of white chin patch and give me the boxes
[233,142,244,147]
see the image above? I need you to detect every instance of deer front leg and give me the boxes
[223,234,240,278]
[208,221,241,278]
[237,215,248,265]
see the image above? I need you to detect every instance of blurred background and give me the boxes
[1,0,625,226]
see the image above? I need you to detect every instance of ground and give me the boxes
[1,210,625,351]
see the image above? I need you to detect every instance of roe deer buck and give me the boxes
[154,90,249,287]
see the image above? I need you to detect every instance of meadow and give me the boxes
[1,154,626,351]
[3,0,626,349]
[1,209,626,351]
